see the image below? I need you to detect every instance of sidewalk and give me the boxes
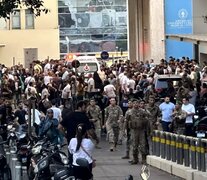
[93,139,182,180]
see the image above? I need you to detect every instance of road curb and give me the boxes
[147,155,207,180]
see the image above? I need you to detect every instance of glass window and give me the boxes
[25,9,34,29]
[12,10,21,29]
[58,0,128,57]
[0,18,7,30]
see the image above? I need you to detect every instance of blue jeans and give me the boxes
[161,121,171,132]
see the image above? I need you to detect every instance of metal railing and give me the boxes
[152,130,207,172]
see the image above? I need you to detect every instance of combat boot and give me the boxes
[130,160,138,165]
[113,142,117,151]
[141,154,147,164]
[122,151,130,159]
[130,154,138,165]
[109,143,114,151]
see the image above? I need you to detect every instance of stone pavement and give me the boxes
[93,139,182,180]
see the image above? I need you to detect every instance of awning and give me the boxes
[0,44,5,47]
[165,34,207,46]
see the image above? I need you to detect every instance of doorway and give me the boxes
[24,48,38,68]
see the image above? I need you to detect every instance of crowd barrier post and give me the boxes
[160,131,165,159]
[176,135,181,164]
[152,131,156,155]
[200,139,206,172]
[183,136,190,167]
[179,135,184,165]
[155,130,160,157]
[166,132,171,161]
[15,161,22,180]
[171,134,176,162]
[190,138,197,169]
[197,138,202,171]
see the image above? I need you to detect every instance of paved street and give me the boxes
[93,139,182,180]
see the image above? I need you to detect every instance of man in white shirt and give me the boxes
[44,73,52,85]
[104,81,116,98]
[50,99,62,122]
[128,75,136,93]
[87,74,95,98]
[62,67,69,81]
[181,97,195,136]
[120,71,129,94]
[61,82,72,105]
[25,82,37,99]
[44,60,51,73]
[24,73,35,87]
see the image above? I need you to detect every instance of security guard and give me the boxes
[126,99,150,164]
[87,98,102,148]
[122,99,134,159]
[104,98,123,151]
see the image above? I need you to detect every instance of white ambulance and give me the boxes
[75,56,101,74]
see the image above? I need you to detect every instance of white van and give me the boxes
[75,56,101,74]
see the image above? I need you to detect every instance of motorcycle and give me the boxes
[28,140,71,180]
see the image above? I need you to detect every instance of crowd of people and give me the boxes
[0,56,207,175]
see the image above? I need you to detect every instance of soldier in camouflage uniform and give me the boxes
[126,99,150,164]
[145,96,161,131]
[87,99,102,148]
[104,98,123,151]
[170,103,187,135]
[122,99,134,159]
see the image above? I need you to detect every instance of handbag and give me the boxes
[81,145,96,168]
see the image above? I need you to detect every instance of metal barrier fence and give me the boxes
[152,130,207,172]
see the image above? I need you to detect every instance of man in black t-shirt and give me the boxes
[14,102,27,125]
[58,100,98,144]
[0,103,6,125]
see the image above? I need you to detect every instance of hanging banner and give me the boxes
[165,0,193,59]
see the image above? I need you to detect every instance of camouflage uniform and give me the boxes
[145,104,160,130]
[144,104,159,155]
[171,109,186,135]
[126,108,150,164]
[105,105,123,151]
[87,104,102,138]
[122,108,133,158]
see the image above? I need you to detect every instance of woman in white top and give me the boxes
[68,124,95,180]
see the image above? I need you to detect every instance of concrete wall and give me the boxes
[0,30,60,66]
[193,0,207,58]
[0,0,59,66]
[149,0,165,63]
[193,0,207,34]
[142,0,150,61]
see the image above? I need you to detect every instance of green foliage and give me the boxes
[0,0,48,18]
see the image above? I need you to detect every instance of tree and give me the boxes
[0,0,48,18]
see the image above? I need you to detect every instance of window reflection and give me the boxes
[58,0,127,55]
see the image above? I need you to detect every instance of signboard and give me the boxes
[101,51,109,60]
[71,60,80,68]
[165,0,193,59]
